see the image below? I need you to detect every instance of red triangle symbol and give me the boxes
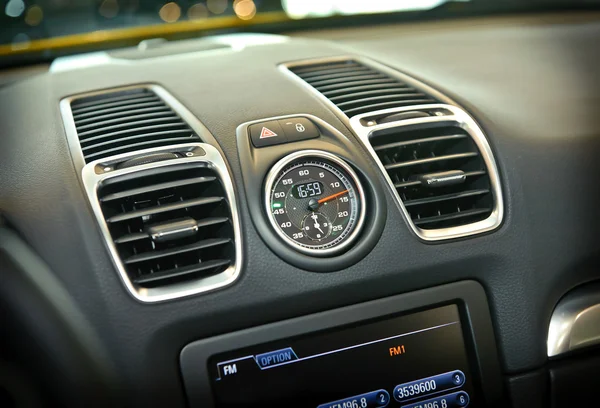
[260,127,278,139]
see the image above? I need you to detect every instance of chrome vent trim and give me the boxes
[81,143,242,302]
[282,57,503,241]
[61,85,242,302]
[350,105,503,241]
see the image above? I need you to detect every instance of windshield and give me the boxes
[0,0,594,61]
[0,1,466,55]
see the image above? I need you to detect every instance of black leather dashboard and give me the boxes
[1,11,600,407]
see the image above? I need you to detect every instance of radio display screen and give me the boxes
[208,305,479,408]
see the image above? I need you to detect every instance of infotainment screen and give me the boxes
[208,305,479,408]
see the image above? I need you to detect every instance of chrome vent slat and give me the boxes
[113,216,229,244]
[114,232,150,244]
[413,208,492,226]
[132,259,231,285]
[195,216,230,229]
[374,134,468,151]
[288,59,439,118]
[384,152,479,170]
[95,163,237,293]
[370,125,495,231]
[394,180,422,189]
[101,176,217,202]
[107,196,223,223]
[124,238,231,265]
[69,87,201,163]
[394,170,486,189]
[404,189,490,207]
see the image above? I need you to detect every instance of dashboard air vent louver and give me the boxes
[70,88,200,163]
[97,165,235,288]
[289,60,438,117]
[370,125,494,230]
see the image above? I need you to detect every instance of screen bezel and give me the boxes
[180,280,504,407]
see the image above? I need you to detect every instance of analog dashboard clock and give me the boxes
[264,150,366,256]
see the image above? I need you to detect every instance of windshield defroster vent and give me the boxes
[287,59,438,117]
[371,125,495,230]
[97,164,236,291]
[70,87,200,163]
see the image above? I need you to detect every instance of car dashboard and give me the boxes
[1,11,600,408]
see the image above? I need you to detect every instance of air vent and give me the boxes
[97,164,235,289]
[288,60,438,117]
[70,87,200,163]
[370,125,495,230]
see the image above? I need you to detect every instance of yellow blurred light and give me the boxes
[159,2,181,23]
[207,0,227,15]
[24,5,43,26]
[99,0,119,19]
[188,3,208,20]
[233,0,255,20]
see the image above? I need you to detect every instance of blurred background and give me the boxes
[0,0,455,47]
[2,0,598,66]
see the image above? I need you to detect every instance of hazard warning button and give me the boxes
[249,120,287,148]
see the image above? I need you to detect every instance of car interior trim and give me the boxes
[547,282,600,357]
[281,57,504,241]
[235,113,388,271]
[349,104,504,241]
[80,142,243,303]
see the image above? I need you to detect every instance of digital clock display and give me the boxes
[209,305,479,407]
[292,181,324,199]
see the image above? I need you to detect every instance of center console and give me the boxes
[180,281,503,407]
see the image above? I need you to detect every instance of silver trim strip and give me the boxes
[280,57,504,241]
[263,150,367,256]
[60,85,242,303]
[547,283,600,357]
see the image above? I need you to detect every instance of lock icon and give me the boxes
[295,123,305,132]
